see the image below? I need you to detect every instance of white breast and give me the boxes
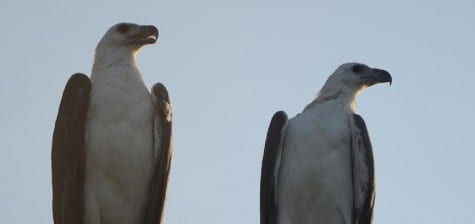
[84,64,154,224]
[277,102,354,224]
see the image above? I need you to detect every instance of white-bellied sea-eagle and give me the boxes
[52,22,172,224]
[260,63,391,224]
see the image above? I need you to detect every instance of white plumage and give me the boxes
[84,24,155,224]
[278,91,355,223]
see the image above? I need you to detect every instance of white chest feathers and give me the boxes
[84,65,154,224]
[277,103,354,224]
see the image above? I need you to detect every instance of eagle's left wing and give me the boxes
[144,83,173,224]
[349,114,376,224]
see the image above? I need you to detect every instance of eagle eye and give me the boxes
[351,64,365,74]
[117,24,130,34]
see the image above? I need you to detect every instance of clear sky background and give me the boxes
[1,0,474,223]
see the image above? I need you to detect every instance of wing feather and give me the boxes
[260,111,288,224]
[350,114,376,224]
[51,73,91,224]
[144,83,173,224]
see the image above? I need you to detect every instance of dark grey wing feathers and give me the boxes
[144,83,173,224]
[260,111,288,224]
[52,73,91,224]
[350,114,376,224]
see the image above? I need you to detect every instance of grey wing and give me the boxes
[349,114,376,224]
[51,73,91,224]
[144,83,173,224]
[260,111,288,224]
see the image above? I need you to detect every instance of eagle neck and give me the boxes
[92,45,137,72]
[304,91,358,113]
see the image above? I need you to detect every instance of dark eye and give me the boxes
[117,24,130,34]
[351,64,365,74]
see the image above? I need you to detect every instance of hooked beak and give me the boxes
[362,68,392,86]
[129,25,159,45]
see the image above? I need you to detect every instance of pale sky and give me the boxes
[1,0,475,223]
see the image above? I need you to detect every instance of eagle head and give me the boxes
[314,63,392,108]
[328,63,391,90]
[97,22,159,51]
[320,63,391,95]
[92,23,159,70]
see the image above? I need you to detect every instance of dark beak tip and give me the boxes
[152,26,159,37]
[141,25,159,44]
[378,69,392,86]
[143,25,159,36]
[386,73,392,86]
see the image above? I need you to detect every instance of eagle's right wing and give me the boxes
[260,111,288,224]
[52,73,91,224]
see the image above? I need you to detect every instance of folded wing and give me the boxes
[51,74,91,224]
